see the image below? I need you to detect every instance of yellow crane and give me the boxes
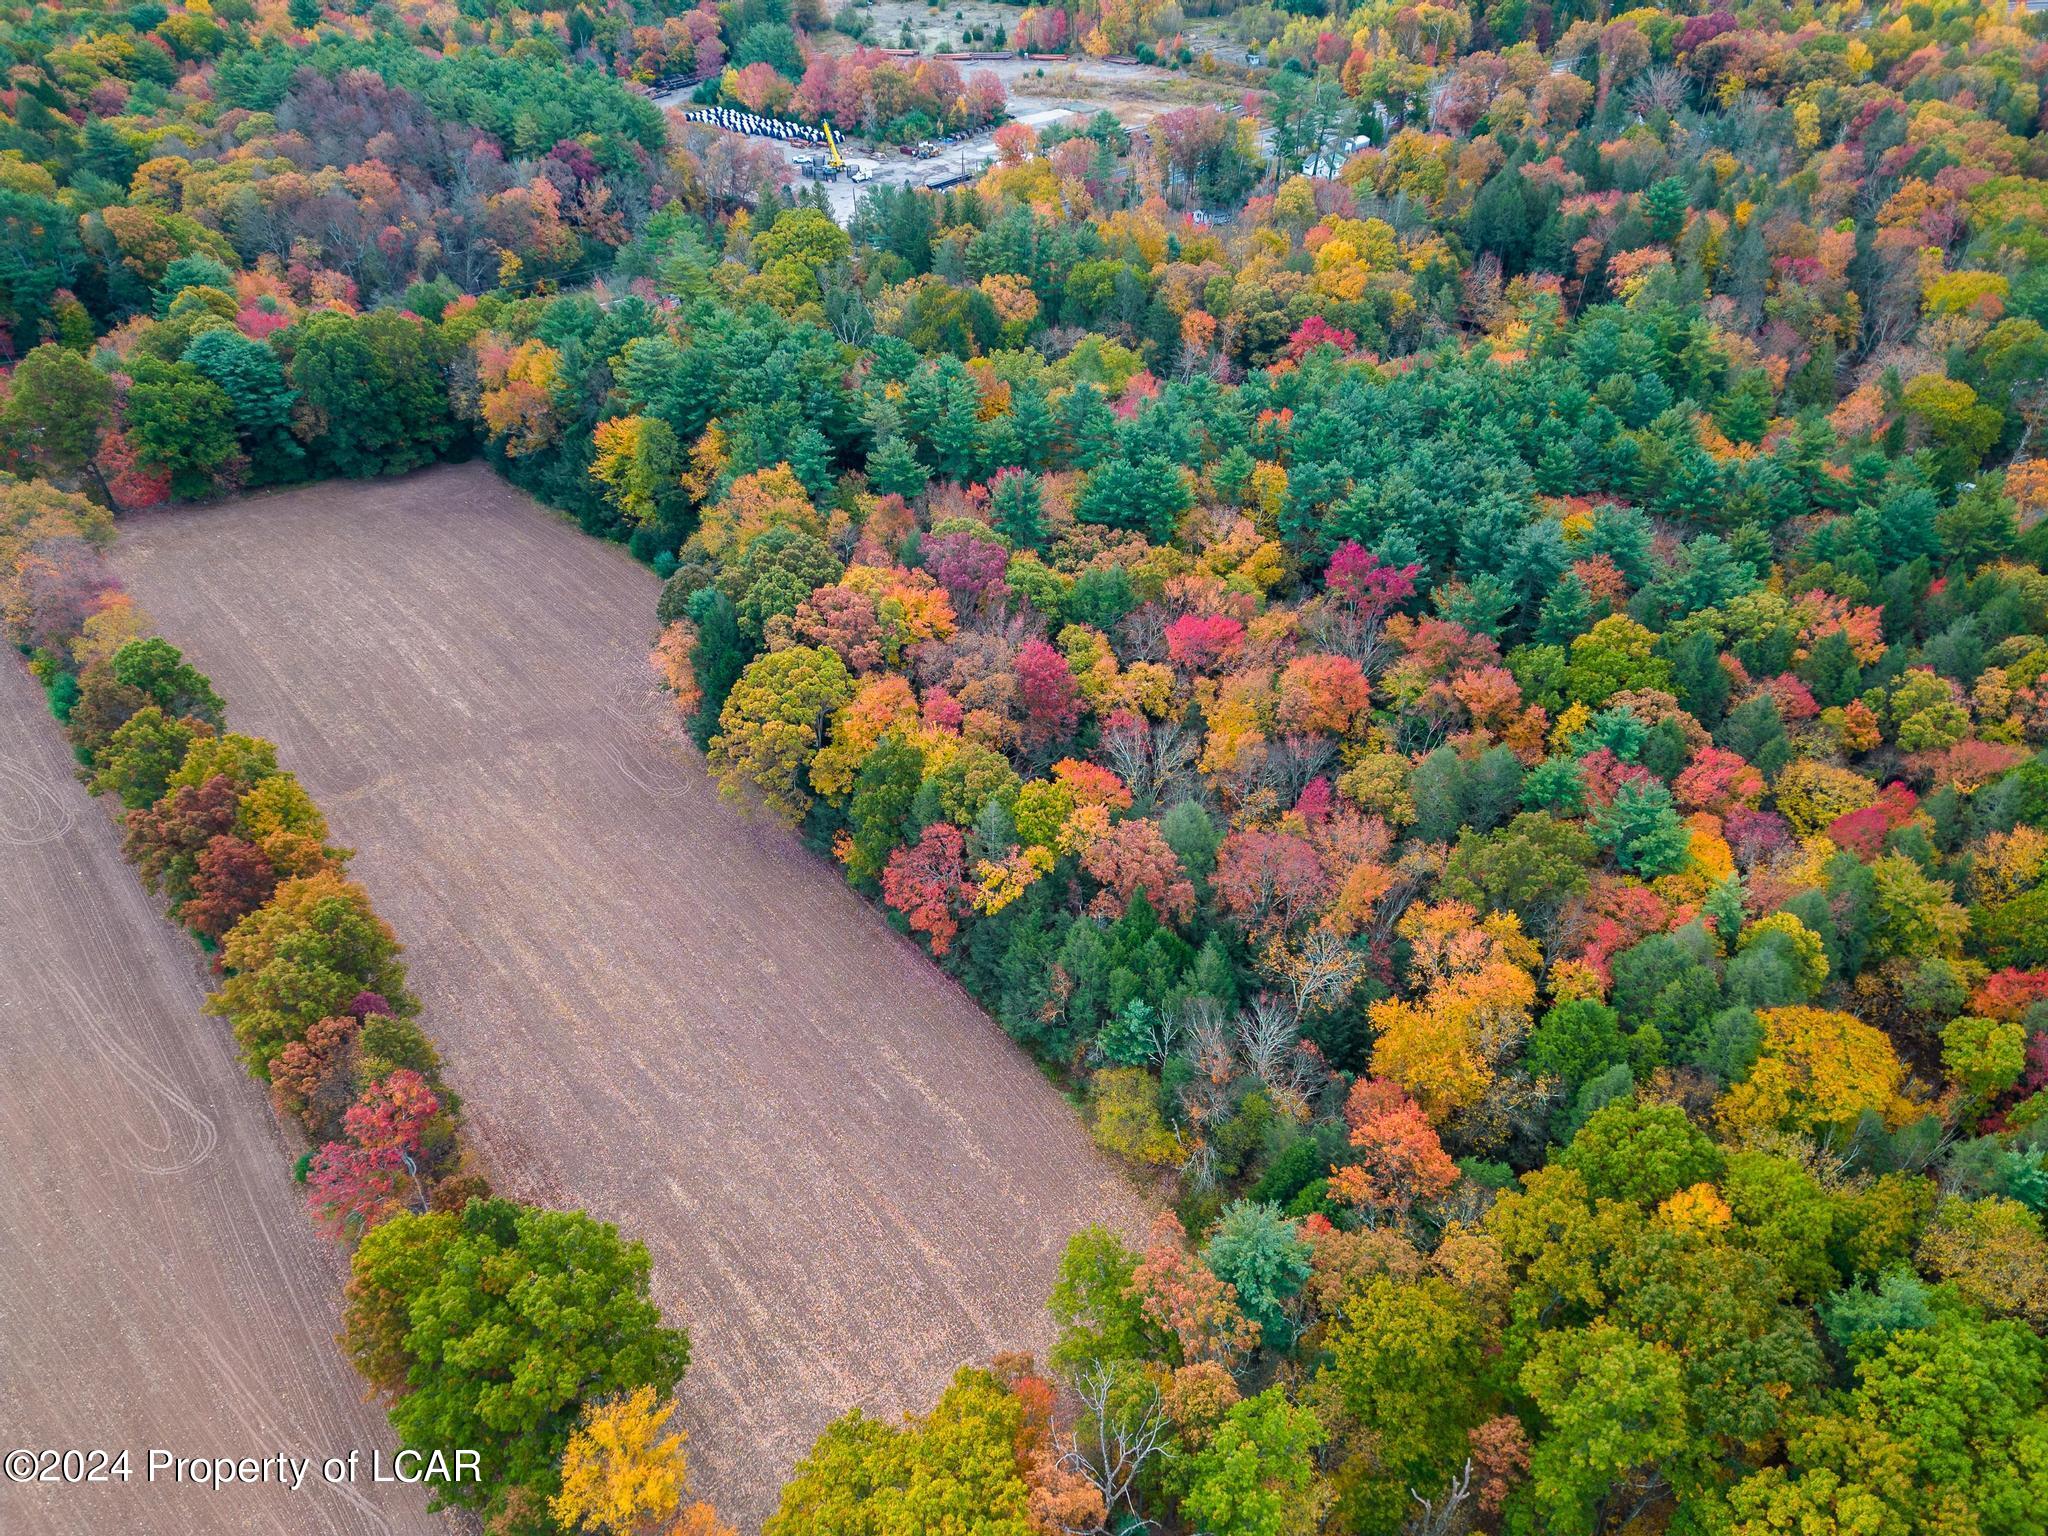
[822,120,845,172]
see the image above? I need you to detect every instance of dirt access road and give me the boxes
[115,464,1149,1529]
[0,662,439,1536]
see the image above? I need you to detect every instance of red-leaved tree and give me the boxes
[1329,1078,1459,1222]
[882,822,968,955]
[1214,829,1331,937]
[1325,543,1418,623]
[1164,613,1246,672]
[1081,818,1196,923]
[182,834,279,941]
[1015,638,1082,748]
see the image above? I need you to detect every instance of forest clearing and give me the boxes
[0,660,438,1536]
[112,464,1149,1526]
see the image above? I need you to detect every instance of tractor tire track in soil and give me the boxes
[0,660,442,1536]
[115,463,1150,1530]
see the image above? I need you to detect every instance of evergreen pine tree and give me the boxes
[1056,384,1118,470]
[1800,629,1863,708]
[1536,437,1580,494]
[1535,572,1594,646]
[866,435,928,500]
[990,470,1046,550]
[685,589,748,751]
[1005,378,1056,471]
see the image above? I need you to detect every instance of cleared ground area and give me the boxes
[0,661,438,1536]
[115,464,1148,1529]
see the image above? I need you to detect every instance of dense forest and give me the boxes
[7,0,2048,1532]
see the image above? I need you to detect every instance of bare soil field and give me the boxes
[0,661,439,1536]
[114,463,1150,1530]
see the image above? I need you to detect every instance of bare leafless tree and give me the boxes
[1628,67,1689,118]
[1099,719,1151,802]
[1260,734,1337,802]
[1138,1002,1185,1067]
[1183,996,1236,1083]
[1174,997,1240,1151]
[1234,993,1300,1088]
[1261,927,1368,1019]
[1303,600,1399,676]
[1147,727,1201,811]
[1058,1365,1171,1531]
[1102,716,1200,814]
[1406,1459,1475,1536]
[1115,601,1170,664]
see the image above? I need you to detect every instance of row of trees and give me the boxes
[0,479,710,1536]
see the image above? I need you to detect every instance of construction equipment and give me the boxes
[822,121,845,172]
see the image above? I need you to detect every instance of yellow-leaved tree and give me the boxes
[1719,1007,1912,1141]
[1368,901,1540,1123]
[695,463,821,559]
[590,414,682,528]
[552,1386,732,1536]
